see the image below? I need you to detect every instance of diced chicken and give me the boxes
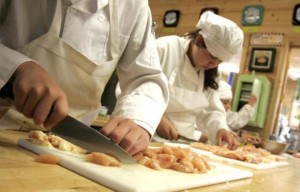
[157,154,177,168]
[137,156,161,170]
[85,152,121,167]
[133,145,211,174]
[35,153,60,164]
[191,142,281,164]
[28,131,121,168]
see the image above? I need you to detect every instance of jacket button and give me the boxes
[97,15,105,22]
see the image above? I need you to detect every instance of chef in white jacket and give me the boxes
[218,80,257,131]
[0,0,168,155]
[154,11,243,149]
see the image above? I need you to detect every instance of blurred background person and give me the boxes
[218,80,257,131]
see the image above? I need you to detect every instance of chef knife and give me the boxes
[0,82,136,164]
[52,115,136,164]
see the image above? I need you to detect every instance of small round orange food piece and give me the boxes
[35,153,60,164]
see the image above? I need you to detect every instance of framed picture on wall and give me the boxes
[248,47,276,73]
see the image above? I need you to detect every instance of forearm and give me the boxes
[112,4,168,136]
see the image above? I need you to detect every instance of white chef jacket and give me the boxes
[227,104,254,131]
[155,35,229,143]
[0,0,168,136]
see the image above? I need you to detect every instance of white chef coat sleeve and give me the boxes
[196,89,229,145]
[227,104,254,131]
[112,1,169,136]
[0,0,42,88]
[0,44,33,88]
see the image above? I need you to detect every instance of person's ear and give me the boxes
[194,35,204,47]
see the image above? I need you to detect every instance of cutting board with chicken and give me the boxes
[165,143,289,170]
[18,139,253,192]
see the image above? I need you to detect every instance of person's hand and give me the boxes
[12,61,68,129]
[156,117,179,140]
[100,116,151,155]
[248,94,257,106]
[199,134,208,143]
[217,129,239,150]
[240,131,262,145]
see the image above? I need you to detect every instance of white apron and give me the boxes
[155,54,209,141]
[1,0,120,130]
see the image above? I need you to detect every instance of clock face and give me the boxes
[163,10,180,27]
[242,5,264,26]
[165,12,177,25]
[244,7,260,23]
[293,4,300,25]
[297,8,300,21]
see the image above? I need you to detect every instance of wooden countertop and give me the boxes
[1,129,300,192]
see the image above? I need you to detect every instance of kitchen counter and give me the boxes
[1,129,300,192]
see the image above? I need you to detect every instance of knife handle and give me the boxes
[0,83,14,100]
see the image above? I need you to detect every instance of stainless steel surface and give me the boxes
[52,115,136,164]
[262,139,289,155]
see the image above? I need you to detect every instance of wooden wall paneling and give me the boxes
[150,0,300,37]
[149,0,300,137]
[242,39,289,137]
[263,39,290,137]
[239,35,251,73]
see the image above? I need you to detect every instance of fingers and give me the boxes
[43,97,68,129]
[100,116,121,136]
[127,134,149,155]
[13,82,68,129]
[12,61,69,129]
[13,81,29,113]
[217,133,224,146]
[14,86,50,121]
[226,139,235,150]
[100,117,151,155]
[217,129,240,150]
[156,117,178,140]
[160,127,178,140]
[169,126,179,140]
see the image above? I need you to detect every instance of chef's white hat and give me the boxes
[218,80,233,100]
[196,11,244,62]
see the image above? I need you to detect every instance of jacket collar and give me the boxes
[182,38,201,85]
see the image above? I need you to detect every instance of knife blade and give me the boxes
[0,82,136,164]
[52,116,136,164]
[178,135,197,143]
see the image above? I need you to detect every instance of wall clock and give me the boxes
[293,4,300,25]
[163,10,180,27]
[242,5,264,26]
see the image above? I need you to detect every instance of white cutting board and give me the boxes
[164,143,289,170]
[18,139,252,192]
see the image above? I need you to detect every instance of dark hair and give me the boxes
[183,29,219,90]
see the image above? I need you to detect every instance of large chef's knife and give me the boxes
[0,83,136,164]
[51,115,136,164]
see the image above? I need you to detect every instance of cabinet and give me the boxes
[232,73,271,128]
